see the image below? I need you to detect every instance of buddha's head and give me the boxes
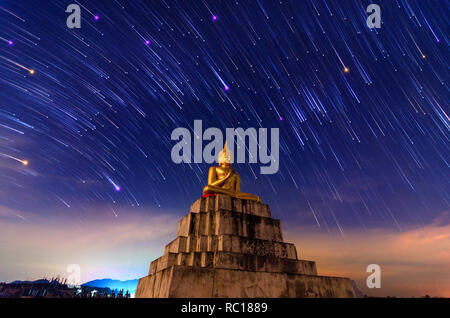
[218,142,233,167]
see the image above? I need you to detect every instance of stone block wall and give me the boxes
[135,194,355,298]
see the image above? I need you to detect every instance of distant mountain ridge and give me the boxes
[7,278,138,294]
[82,278,138,294]
[9,279,62,285]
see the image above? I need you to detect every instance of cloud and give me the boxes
[0,204,179,283]
[284,211,450,297]
[1,204,448,297]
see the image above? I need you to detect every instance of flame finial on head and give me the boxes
[218,142,233,166]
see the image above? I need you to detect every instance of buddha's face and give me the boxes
[217,142,233,171]
[218,147,232,166]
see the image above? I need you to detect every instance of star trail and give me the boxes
[0,0,448,235]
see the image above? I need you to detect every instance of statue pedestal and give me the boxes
[135,195,356,298]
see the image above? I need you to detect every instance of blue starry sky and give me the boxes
[0,0,448,238]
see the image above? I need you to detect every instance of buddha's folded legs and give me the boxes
[235,192,261,203]
[203,185,235,196]
[203,185,261,203]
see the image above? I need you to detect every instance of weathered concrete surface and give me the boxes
[148,251,317,276]
[136,266,355,298]
[164,235,297,258]
[177,210,282,240]
[136,194,356,298]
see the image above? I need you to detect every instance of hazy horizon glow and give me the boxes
[1,204,448,297]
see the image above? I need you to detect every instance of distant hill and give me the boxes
[9,279,61,285]
[82,278,138,294]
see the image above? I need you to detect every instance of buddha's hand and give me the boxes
[225,170,234,178]
[211,169,233,187]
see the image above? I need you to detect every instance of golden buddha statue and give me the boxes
[203,143,261,202]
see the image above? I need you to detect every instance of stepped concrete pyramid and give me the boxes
[135,194,356,297]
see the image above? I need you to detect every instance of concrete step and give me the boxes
[137,265,354,298]
[164,234,297,259]
[212,251,317,275]
[177,210,283,241]
[149,251,316,276]
[189,194,272,217]
[148,252,178,275]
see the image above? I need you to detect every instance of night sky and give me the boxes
[0,0,448,294]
